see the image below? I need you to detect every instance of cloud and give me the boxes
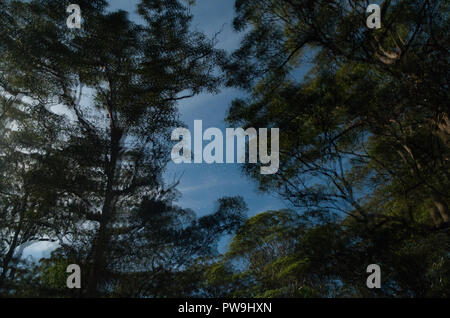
[22,241,59,261]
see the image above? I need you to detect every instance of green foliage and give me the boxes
[220,1,449,297]
[204,209,449,297]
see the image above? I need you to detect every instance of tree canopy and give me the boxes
[0,0,448,298]
[220,0,449,297]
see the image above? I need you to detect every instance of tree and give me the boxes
[205,208,449,297]
[221,0,449,296]
[203,210,317,298]
[0,0,225,296]
[224,1,449,227]
[224,0,449,227]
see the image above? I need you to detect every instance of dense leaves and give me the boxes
[220,0,449,297]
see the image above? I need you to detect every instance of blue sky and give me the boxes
[167,1,289,217]
[107,0,289,217]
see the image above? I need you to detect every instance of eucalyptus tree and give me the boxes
[224,0,449,228]
[0,0,224,296]
[219,0,449,297]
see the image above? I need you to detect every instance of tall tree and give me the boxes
[221,0,449,296]
[0,0,224,296]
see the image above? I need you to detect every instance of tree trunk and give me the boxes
[86,127,122,297]
[86,201,113,297]
[432,193,450,227]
